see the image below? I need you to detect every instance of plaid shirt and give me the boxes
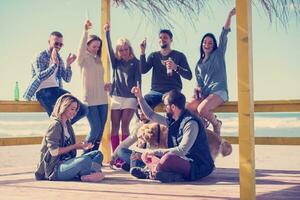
[23,50,72,100]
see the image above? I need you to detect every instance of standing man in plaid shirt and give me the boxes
[23,31,88,124]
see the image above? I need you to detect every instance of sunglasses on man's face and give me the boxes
[54,42,64,47]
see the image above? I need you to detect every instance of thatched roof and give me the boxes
[112,0,300,27]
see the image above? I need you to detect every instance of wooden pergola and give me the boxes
[100,0,255,199]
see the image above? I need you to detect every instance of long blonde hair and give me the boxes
[51,93,80,120]
[115,38,136,60]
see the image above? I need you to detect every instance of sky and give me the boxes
[0,0,299,102]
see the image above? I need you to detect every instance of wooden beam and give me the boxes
[0,135,86,146]
[236,1,256,199]
[2,100,299,112]
[2,136,300,146]
[100,0,111,163]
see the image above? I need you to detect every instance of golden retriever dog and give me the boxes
[137,122,232,161]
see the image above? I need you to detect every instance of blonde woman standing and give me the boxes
[104,22,141,166]
[77,20,108,152]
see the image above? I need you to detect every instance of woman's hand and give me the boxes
[85,20,92,31]
[193,86,202,99]
[229,8,236,17]
[224,8,236,29]
[131,152,141,161]
[104,83,112,92]
[76,141,94,150]
[104,22,110,32]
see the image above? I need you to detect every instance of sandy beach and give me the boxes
[1,144,299,199]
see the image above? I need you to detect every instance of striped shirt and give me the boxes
[23,49,72,100]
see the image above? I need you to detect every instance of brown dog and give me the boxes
[137,122,232,160]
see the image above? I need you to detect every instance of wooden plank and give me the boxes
[0,135,86,146]
[100,0,111,163]
[1,100,300,112]
[236,1,256,199]
[2,136,300,146]
[223,136,300,145]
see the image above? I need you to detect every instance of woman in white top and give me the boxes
[77,20,109,152]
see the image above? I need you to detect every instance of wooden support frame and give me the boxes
[236,1,256,199]
[100,0,111,163]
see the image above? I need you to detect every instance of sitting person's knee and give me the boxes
[160,153,177,165]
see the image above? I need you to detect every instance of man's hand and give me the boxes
[66,53,77,66]
[85,20,92,31]
[51,48,59,65]
[131,81,142,100]
[140,38,147,55]
[165,57,177,71]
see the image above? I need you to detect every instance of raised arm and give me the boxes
[224,8,236,30]
[219,8,236,54]
[77,20,91,66]
[104,22,117,68]
[131,83,168,125]
[139,38,153,74]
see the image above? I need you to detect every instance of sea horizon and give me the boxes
[0,112,299,138]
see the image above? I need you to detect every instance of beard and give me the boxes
[166,111,173,120]
[161,44,168,49]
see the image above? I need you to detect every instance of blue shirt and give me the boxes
[195,28,230,100]
[23,50,72,100]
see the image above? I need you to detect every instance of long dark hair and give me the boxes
[198,33,218,64]
[87,35,102,57]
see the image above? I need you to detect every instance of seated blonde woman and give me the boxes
[35,94,105,182]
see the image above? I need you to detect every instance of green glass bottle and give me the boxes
[14,81,20,101]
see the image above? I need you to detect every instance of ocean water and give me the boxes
[0,112,299,138]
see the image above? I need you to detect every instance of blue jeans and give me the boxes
[144,90,164,109]
[56,150,103,181]
[86,104,108,149]
[36,87,88,124]
[117,148,145,168]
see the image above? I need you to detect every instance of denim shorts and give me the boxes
[213,90,228,102]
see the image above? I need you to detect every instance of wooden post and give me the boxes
[236,1,256,199]
[100,0,111,163]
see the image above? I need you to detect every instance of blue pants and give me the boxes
[36,87,88,124]
[56,150,103,181]
[117,148,145,168]
[144,90,164,109]
[86,104,108,149]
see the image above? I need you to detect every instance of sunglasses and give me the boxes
[54,42,64,47]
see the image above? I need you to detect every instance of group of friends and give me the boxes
[26,8,236,183]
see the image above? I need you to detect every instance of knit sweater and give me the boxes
[77,30,108,106]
